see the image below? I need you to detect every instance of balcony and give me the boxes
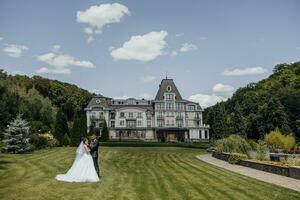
[90,115,105,121]
[157,115,164,120]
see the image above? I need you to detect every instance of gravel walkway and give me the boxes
[197,154,300,192]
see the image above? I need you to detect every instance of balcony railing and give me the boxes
[157,115,164,120]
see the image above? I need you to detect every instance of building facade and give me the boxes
[85,79,210,142]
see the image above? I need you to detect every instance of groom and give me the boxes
[90,133,100,177]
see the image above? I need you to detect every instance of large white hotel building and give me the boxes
[85,78,210,142]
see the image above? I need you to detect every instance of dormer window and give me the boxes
[167,85,172,92]
[95,99,101,104]
[165,93,174,100]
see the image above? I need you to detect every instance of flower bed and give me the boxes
[212,152,300,180]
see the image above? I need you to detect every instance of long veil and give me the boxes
[74,141,84,164]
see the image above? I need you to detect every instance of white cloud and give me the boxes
[170,51,178,57]
[113,95,132,99]
[212,83,235,98]
[76,3,130,43]
[189,94,226,108]
[89,88,101,94]
[36,51,95,75]
[175,33,184,37]
[110,31,168,62]
[180,43,197,52]
[189,83,235,108]
[36,67,71,75]
[141,75,156,83]
[140,93,153,99]
[3,44,28,57]
[223,67,267,76]
[0,37,3,41]
[52,45,61,52]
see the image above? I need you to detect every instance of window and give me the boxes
[137,120,142,126]
[147,120,151,127]
[177,120,183,127]
[188,105,195,111]
[165,93,174,100]
[137,112,142,118]
[166,102,173,110]
[128,112,133,118]
[167,85,172,92]
[158,121,163,127]
[127,120,136,128]
[111,121,115,128]
[119,120,125,126]
[205,130,208,139]
[120,112,125,117]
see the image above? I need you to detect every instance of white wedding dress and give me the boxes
[56,142,99,182]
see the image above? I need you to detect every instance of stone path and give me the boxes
[197,154,300,192]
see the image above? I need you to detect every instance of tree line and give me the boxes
[204,62,300,141]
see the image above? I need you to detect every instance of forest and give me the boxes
[0,69,94,146]
[204,61,300,141]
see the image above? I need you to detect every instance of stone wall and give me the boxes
[212,152,300,180]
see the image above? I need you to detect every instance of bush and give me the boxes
[256,140,268,161]
[214,135,251,155]
[228,153,248,164]
[248,140,258,150]
[286,156,300,166]
[264,128,295,151]
[30,134,48,149]
[29,133,59,149]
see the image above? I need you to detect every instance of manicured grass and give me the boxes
[0,147,299,200]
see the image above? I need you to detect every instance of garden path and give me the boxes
[197,154,300,192]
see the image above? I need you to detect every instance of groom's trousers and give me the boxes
[93,157,100,176]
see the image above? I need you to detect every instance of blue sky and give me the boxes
[1,0,300,107]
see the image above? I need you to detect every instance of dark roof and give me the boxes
[86,96,110,109]
[155,79,183,100]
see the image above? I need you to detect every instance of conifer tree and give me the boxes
[54,109,69,145]
[70,113,87,146]
[3,114,32,153]
[100,120,109,142]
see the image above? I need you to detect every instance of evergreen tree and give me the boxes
[100,120,109,142]
[70,113,87,146]
[211,103,228,139]
[54,109,69,145]
[232,103,246,138]
[2,114,32,153]
[63,133,71,146]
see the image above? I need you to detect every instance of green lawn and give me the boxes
[0,147,299,200]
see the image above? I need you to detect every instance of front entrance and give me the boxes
[156,129,187,142]
[166,132,176,142]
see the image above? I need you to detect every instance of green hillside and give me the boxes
[204,62,300,140]
[0,69,94,135]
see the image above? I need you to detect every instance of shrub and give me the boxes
[286,156,300,166]
[248,140,258,150]
[264,128,295,151]
[29,133,59,149]
[256,140,268,161]
[30,134,48,149]
[228,153,248,164]
[283,134,295,152]
[214,135,251,156]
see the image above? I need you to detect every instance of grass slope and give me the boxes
[0,147,299,200]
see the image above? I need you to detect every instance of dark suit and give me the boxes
[90,138,100,176]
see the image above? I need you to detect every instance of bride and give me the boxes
[56,138,99,182]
